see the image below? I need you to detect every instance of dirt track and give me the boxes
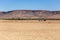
[0,20,60,40]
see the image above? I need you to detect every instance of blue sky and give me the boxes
[0,0,60,11]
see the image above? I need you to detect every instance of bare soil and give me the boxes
[0,20,60,40]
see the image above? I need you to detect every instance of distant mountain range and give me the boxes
[0,10,60,19]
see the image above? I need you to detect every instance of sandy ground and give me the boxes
[0,20,60,40]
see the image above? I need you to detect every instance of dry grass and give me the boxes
[0,20,60,40]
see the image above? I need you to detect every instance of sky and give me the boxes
[0,0,60,11]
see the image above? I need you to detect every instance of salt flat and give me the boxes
[0,20,60,40]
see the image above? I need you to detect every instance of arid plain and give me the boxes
[0,20,60,40]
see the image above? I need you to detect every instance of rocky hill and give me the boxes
[0,10,60,19]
